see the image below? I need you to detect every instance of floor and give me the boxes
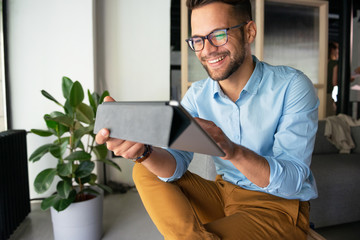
[8,190,360,240]
[9,189,163,240]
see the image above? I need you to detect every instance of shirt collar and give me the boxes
[212,55,262,98]
[244,55,262,96]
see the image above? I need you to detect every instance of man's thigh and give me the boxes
[204,180,309,240]
[204,208,307,240]
[174,171,225,224]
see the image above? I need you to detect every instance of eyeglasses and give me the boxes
[185,22,248,52]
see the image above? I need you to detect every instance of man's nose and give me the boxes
[201,39,218,55]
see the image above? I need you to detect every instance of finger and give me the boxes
[194,117,216,130]
[111,141,143,158]
[95,128,110,144]
[104,96,115,102]
[106,138,126,153]
[120,143,145,159]
[195,118,219,135]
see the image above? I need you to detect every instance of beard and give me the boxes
[200,34,247,81]
[201,50,246,81]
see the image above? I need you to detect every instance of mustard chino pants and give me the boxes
[133,163,310,240]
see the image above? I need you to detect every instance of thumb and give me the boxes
[104,96,115,102]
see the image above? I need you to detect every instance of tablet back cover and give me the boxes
[94,102,174,147]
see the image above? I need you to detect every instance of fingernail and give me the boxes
[101,129,108,137]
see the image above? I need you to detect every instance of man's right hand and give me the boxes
[95,96,146,159]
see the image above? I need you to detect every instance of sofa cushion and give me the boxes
[313,121,338,154]
[351,126,360,153]
[189,153,217,181]
[310,154,360,227]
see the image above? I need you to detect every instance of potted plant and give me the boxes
[29,76,120,240]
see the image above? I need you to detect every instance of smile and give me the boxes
[208,56,225,64]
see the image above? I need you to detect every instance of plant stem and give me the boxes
[89,135,96,155]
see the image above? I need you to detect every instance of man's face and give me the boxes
[191,2,248,81]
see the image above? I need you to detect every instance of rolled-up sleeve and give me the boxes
[158,149,193,182]
[261,72,319,198]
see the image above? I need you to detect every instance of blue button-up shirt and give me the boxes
[163,56,319,201]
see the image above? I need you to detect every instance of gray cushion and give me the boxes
[310,154,360,227]
[313,120,339,154]
[351,126,360,153]
[188,153,217,181]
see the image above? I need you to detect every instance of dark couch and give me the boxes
[309,120,360,228]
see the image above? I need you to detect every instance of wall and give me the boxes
[7,0,96,198]
[95,0,170,186]
[95,0,170,101]
[7,0,171,198]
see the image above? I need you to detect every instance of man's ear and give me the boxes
[246,21,257,44]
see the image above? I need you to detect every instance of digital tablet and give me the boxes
[93,100,225,157]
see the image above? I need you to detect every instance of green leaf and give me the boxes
[96,183,113,194]
[45,114,73,128]
[75,174,92,184]
[97,158,121,172]
[31,129,53,137]
[93,144,108,160]
[44,114,58,132]
[62,77,73,100]
[88,173,97,185]
[74,138,85,150]
[92,92,100,106]
[88,90,97,115]
[53,189,76,212]
[57,180,73,199]
[75,161,95,178]
[55,137,70,145]
[41,195,58,211]
[29,143,53,162]
[41,90,62,106]
[74,125,93,139]
[49,140,68,159]
[57,162,72,176]
[99,91,110,104]
[34,168,57,193]
[64,99,74,116]
[64,151,91,161]
[69,81,84,107]
[81,187,100,196]
[44,113,69,137]
[76,103,94,124]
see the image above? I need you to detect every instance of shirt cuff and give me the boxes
[157,148,193,182]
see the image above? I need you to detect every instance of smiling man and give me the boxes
[96,0,319,239]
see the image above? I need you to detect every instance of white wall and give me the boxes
[7,0,96,198]
[95,0,171,185]
[7,0,171,197]
[95,0,170,101]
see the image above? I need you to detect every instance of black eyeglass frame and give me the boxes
[185,21,249,52]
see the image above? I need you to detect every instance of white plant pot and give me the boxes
[50,189,103,240]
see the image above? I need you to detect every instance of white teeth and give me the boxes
[208,56,225,63]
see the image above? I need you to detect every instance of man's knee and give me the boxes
[132,163,149,185]
[132,163,162,188]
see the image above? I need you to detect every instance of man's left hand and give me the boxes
[195,118,237,160]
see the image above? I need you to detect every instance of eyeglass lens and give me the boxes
[189,29,228,51]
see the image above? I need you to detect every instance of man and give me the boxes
[96,0,319,239]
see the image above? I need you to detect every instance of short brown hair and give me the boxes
[186,0,252,21]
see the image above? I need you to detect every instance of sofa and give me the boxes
[309,120,360,228]
[188,120,360,229]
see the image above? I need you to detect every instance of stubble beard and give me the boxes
[201,36,247,81]
[202,50,245,81]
